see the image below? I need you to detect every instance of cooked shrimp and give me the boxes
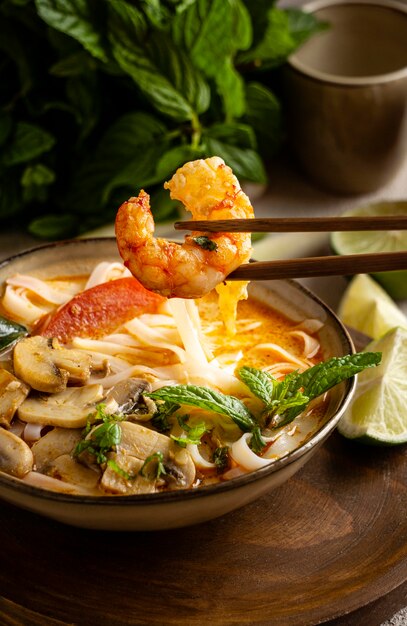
[115,157,254,299]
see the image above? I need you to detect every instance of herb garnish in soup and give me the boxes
[0,158,380,495]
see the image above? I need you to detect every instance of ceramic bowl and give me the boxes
[284,0,407,194]
[0,238,355,530]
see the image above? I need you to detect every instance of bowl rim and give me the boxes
[287,0,407,87]
[0,238,356,506]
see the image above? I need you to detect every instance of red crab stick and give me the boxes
[39,277,165,342]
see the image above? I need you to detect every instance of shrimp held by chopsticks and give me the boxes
[115,157,254,299]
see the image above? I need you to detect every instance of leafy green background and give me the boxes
[0,0,323,239]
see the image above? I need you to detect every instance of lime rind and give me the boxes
[330,201,407,299]
[338,274,407,340]
[338,327,407,445]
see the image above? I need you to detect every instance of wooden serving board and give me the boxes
[0,431,405,626]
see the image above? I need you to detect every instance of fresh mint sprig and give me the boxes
[147,385,266,454]
[238,351,382,429]
[73,404,125,466]
[170,415,209,448]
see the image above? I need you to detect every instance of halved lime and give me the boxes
[338,274,407,340]
[338,327,407,445]
[331,201,407,299]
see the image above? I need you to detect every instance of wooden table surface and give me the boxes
[0,431,405,626]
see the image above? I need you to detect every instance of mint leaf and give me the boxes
[151,402,180,433]
[155,145,204,182]
[205,122,257,150]
[285,8,329,47]
[193,236,218,251]
[73,405,125,464]
[0,315,27,350]
[108,3,196,122]
[139,451,167,480]
[274,352,382,427]
[213,446,229,472]
[171,415,208,447]
[204,136,266,183]
[35,0,108,62]
[28,214,78,240]
[2,123,55,166]
[148,385,256,433]
[238,366,274,405]
[245,83,282,158]
[238,8,295,68]
[297,352,382,401]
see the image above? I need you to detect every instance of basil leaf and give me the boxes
[238,8,295,68]
[108,3,196,122]
[204,137,266,183]
[155,145,204,182]
[2,123,55,167]
[28,213,78,240]
[0,316,27,350]
[205,122,257,150]
[35,0,108,62]
[285,8,329,47]
[214,59,246,119]
[193,236,218,251]
[237,366,274,405]
[245,82,282,158]
[21,164,55,188]
[148,384,256,433]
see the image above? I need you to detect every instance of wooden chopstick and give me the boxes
[227,252,407,281]
[174,215,407,233]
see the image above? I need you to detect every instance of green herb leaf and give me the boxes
[0,315,27,350]
[193,236,218,251]
[148,384,255,434]
[213,446,229,472]
[203,136,266,183]
[73,405,125,465]
[139,451,167,480]
[28,214,78,240]
[35,0,108,62]
[151,401,180,433]
[240,352,382,430]
[171,415,208,447]
[238,366,274,405]
[244,83,282,158]
[2,123,55,167]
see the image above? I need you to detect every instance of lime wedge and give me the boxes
[338,327,407,444]
[331,201,407,299]
[338,274,407,340]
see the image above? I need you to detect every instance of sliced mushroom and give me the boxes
[100,422,195,495]
[100,454,156,495]
[31,427,83,472]
[13,336,92,393]
[104,378,152,414]
[18,384,105,428]
[0,427,33,477]
[47,454,101,491]
[0,369,30,427]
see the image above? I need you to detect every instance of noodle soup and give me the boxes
[0,239,357,529]
[0,243,349,499]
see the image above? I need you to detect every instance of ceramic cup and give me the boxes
[284,0,407,194]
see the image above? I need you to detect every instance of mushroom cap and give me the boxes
[0,427,33,477]
[13,336,92,393]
